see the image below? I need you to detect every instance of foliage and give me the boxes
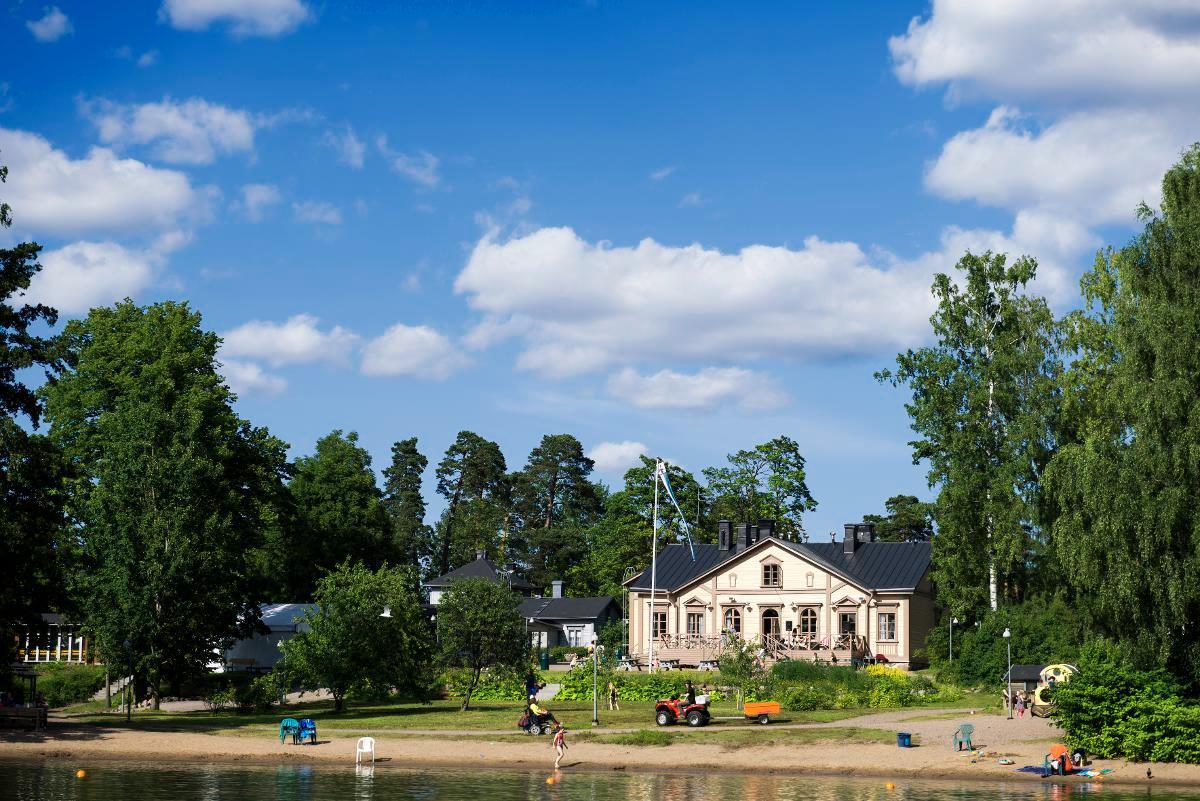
[436,578,528,710]
[878,251,1062,616]
[43,300,291,706]
[34,663,107,708]
[1044,145,1200,685]
[236,673,281,712]
[441,665,532,701]
[281,561,433,712]
[597,619,627,658]
[286,430,391,598]
[717,639,773,703]
[924,598,1084,687]
[621,456,710,538]
[1055,641,1200,763]
[703,436,816,539]
[569,490,649,598]
[554,665,727,702]
[382,437,430,571]
[433,431,509,577]
[862,494,935,541]
[772,661,938,711]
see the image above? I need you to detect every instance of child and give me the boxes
[552,724,568,769]
[607,680,619,711]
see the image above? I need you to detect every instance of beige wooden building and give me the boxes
[625,522,935,670]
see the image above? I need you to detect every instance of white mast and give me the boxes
[648,460,661,672]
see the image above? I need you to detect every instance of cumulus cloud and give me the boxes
[607,367,788,412]
[239,183,281,222]
[455,227,937,378]
[81,97,260,165]
[160,0,311,37]
[220,314,359,367]
[587,440,648,473]
[292,200,341,225]
[376,136,440,187]
[27,7,72,42]
[0,128,200,236]
[323,125,364,168]
[220,359,287,397]
[22,233,188,314]
[360,324,467,380]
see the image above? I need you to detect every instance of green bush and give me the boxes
[35,663,108,708]
[235,673,281,711]
[442,666,536,701]
[554,667,726,703]
[205,685,237,711]
[771,661,943,711]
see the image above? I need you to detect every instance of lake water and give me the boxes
[2,760,1195,801]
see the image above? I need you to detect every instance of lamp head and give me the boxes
[380,606,393,618]
[1002,627,1011,638]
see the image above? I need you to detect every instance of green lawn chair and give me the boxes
[951,723,975,751]
[279,717,301,744]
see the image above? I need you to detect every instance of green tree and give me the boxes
[622,456,711,539]
[436,577,529,710]
[863,495,935,542]
[717,638,771,708]
[573,490,651,598]
[1045,146,1200,684]
[42,301,290,706]
[878,252,1062,617]
[433,431,509,576]
[287,430,391,597]
[382,437,430,571]
[702,436,816,538]
[281,561,433,712]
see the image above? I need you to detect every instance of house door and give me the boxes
[761,609,781,640]
[839,611,857,636]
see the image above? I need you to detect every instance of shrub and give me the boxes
[554,667,727,703]
[205,686,237,712]
[235,673,281,711]
[443,666,534,701]
[34,663,108,708]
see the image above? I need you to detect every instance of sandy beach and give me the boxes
[2,709,1195,788]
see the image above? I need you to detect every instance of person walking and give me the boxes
[552,724,568,770]
[1016,692,1027,718]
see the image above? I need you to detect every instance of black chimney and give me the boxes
[843,524,858,555]
[718,520,733,551]
[736,523,751,551]
[758,519,776,540]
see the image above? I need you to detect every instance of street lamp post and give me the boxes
[1002,627,1012,719]
[591,641,605,726]
[950,617,959,663]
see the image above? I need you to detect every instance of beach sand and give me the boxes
[2,709,1194,788]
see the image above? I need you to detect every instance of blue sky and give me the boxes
[5,1,1197,537]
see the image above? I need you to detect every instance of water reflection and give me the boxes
[1,760,1194,801]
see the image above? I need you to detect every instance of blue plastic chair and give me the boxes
[279,717,300,744]
[298,718,317,745]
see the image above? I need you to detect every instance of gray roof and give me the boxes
[425,556,537,591]
[625,538,931,593]
[259,603,318,630]
[1007,664,1046,683]
[519,596,619,622]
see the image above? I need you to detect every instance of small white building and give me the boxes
[220,603,317,673]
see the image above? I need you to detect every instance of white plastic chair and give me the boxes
[355,736,375,764]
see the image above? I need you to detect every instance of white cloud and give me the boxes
[323,125,364,168]
[137,50,160,68]
[607,367,788,413]
[361,324,467,380]
[27,7,72,42]
[81,97,259,165]
[239,183,281,222]
[455,227,937,377]
[220,359,287,397]
[678,191,703,208]
[0,128,200,236]
[221,314,359,367]
[650,166,676,181]
[160,0,311,37]
[890,1,1200,105]
[376,136,440,187]
[22,233,188,314]
[292,200,341,225]
[587,440,648,473]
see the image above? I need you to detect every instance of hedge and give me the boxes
[554,667,727,703]
[34,663,108,708]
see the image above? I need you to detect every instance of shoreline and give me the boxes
[1,722,1193,790]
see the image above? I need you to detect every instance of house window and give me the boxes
[762,563,781,587]
[799,608,818,636]
[723,608,742,635]
[839,611,857,636]
[687,612,705,636]
[652,611,667,639]
[878,612,897,641]
[566,627,585,646]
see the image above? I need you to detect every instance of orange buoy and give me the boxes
[885,782,895,790]
[546,776,556,784]
[75,770,87,779]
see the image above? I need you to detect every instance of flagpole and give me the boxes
[648,461,660,673]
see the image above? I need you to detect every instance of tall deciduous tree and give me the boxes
[863,494,936,542]
[433,431,508,576]
[702,436,816,538]
[288,430,391,597]
[436,577,528,711]
[42,301,290,706]
[281,561,432,712]
[1045,146,1200,684]
[878,251,1061,617]
[622,456,711,539]
[382,437,430,570]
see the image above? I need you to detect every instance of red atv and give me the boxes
[655,694,710,727]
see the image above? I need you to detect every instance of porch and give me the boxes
[633,632,871,669]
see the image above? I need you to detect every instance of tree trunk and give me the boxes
[334,692,345,713]
[441,483,463,576]
[461,667,481,711]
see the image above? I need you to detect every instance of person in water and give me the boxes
[552,724,568,769]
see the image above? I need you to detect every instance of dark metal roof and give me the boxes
[625,538,931,593]
[1006,664,1046,683]
[519,596,619,621]
[425,556,537,591]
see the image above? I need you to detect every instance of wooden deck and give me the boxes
[632,635,871,669]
